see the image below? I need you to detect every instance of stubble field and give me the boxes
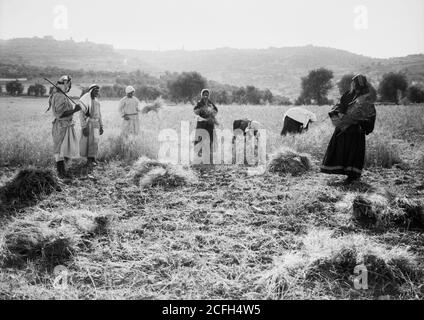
[0,97,423,300]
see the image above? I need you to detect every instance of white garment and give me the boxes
[126,86,135,94]
[284,107,317,127]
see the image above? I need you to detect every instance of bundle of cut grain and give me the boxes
[131,157,168,185]
[352,193,389,226]
[267,147,312,176]
[2,220,79,269]
[0,168,61,204]
[141,99,163,114]
[392,197,424,230]
[130,157,197,188]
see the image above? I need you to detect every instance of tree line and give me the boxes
[1,62,423,105]
[295,68,424,105]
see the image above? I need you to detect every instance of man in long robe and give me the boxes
[119,86,141,136]
[79,84,104,167]
[321,74,376,183]
[48,75,82,178]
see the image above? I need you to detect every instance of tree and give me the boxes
[28,83,47,96]
[406,85,424,103]
[232,87,247,104]
[167,72,207,104]
[337,74,355,95]
[99,86,116,98]
[368,83,378,103]
[378,72,408,103]
[261,89,274,104]
[112,84,125,97]
[245,86,262,104]
[297,68,333,105]
[6,81,24,96]
[213,90,231,104]
[135,86,162,102]
[273,95,292,106]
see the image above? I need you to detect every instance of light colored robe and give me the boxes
[79,93,103,158]
[50,92,79,162]
[119,96,141,136]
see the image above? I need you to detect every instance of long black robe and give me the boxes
[193,99,218,164]
[321,92,376,178]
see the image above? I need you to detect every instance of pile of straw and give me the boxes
[130,157,197,188]
[267,148,312,176]
[141,99,163,114]
[0,169,61,204]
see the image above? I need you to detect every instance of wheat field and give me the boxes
[0,97,423,300]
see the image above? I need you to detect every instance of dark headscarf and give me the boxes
[352,74,370,96]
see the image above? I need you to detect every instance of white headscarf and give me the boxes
[126,86,135,94]
[284,107,317,127]
[201,89,210,97]
[79,84,99,114]
[46,75,72,112]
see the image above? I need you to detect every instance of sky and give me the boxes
[0,0,423,58]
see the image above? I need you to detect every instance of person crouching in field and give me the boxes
[281,107,317,136]
[193,89,218,164]
[321,74,376,184]
[79,84,104,168]
[48,75,82,178]
[119,86,141,136]
[232,119,262,164]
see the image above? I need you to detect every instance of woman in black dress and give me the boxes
[321,75,376,183]
[193,89,218,163]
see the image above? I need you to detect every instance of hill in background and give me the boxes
[1,36,423,99]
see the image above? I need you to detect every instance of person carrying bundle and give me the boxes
[321,74,376,183]
[48,75,82,178]
[79,84,104,168]
[119,86,141,136]
[193,89,218,163]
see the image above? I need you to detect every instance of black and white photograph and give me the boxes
[0,0,423,306]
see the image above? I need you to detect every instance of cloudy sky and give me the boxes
[0,0,423,58]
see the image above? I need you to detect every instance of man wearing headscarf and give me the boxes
[321,74,376,183]
[119,86,141,136]
[79,84,103,167]
[193,89,218,163]
[48,75,82,178]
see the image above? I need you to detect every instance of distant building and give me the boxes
[0,78,28,82]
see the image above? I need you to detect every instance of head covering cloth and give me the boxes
[79,84,100,114]
[126,86,135,94]
[352,74,370,96]
[201,89,210,97]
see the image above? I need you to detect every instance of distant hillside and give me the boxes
[1,37,423,99]
[119,47,424,98]
[0,36,156,73]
